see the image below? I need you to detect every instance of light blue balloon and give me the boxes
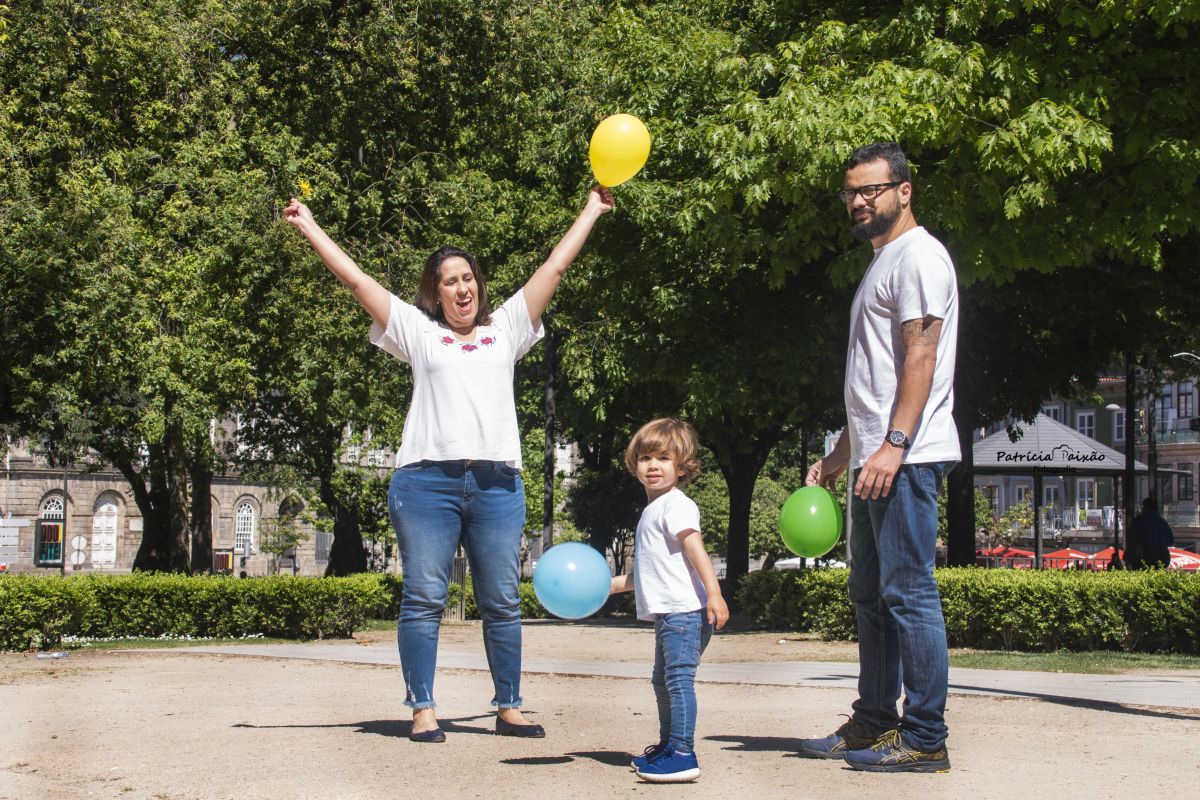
[533,542,612,620]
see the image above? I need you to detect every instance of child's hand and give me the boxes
[707,594,729,630]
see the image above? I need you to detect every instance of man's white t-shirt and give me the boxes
[370,289,543,468]
[633,488,707,622]
[844,226,961,469]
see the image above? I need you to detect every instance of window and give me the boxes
[236,501,256,555]
[213,550,234,574]
[36,496,65,566]
[91,497,118,569]
[1076,479,1096,509]
[1015,485,1030,503]
[981,485,999,512]
[315,532,332,562]
[1179,382,1194,419]
[1043,485,1061,506]
[1157,386,1174,433]
[1075,411,1095,439]
[1113,409,1126,443]
[1042,405,1061,422]
[1178,463,1194,502]
[1159,474,1173,504]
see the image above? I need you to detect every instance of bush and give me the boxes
[736,567,1200,654]
[0,573,389,650]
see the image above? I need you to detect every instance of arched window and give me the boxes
[236,501,256,555]
[92,497,119,568]
[36,495,65,565]
[41,496,64,519]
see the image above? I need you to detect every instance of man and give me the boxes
[801,142,960,773]
[1127,497,1174,569]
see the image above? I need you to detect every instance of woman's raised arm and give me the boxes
[522,186,614,327]
[284,198,392,329]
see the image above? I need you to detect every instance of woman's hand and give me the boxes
[585,185,615,216]
[283,197,315,231]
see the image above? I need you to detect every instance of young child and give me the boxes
[610,418,729,783]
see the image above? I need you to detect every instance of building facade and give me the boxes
[973,375,1199,553]
[0,438,334,576]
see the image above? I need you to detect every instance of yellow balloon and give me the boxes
[588,114,651,187]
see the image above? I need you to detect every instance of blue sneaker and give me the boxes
[630,742,668,770]
[797,718,881,759]
[635,747,700,783]
[844,729,950,773]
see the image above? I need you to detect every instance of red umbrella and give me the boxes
[1169,547,1200,571]
[1044,548,1092,569]
[1089,546,1123,568]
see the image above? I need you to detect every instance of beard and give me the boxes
[850,203,901,241]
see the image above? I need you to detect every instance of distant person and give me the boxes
[609,418,729,783]
[803,142,959,773]
[1127,497,1174,569]
[286,186,613,743]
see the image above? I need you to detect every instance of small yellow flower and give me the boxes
[297,179,313,200]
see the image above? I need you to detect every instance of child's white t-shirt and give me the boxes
[369,289,543,468]
[633,488,708,622]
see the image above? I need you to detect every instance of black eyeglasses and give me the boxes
[836,181,902,204]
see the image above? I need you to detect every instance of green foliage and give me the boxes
[738,567,1200,654]
[0,573,389,650]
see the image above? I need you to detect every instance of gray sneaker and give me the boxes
[798,718,883,759]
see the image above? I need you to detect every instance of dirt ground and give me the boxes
[3,619,1199,800]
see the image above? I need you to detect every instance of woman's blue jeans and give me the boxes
[652,610,713,754]
[387,461,526,710]
[847,462,954,752]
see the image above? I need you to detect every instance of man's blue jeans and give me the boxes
[387,461,526,710]
[848,462,954,752]
[652,610,713,754]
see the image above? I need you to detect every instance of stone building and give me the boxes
[0,437,331,576]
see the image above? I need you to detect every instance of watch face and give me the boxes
[887,430,906,447]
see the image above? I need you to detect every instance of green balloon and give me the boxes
[779,486,844,558]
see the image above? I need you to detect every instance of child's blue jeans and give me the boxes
[652,610,713,754]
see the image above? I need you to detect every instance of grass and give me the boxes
[60,635,295,651]
[948,649,1200,674]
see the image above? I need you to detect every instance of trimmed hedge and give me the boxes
[0,573,390,651]
[736,567,1200,654]
[0,572,632,651]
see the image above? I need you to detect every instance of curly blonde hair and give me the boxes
[624,418,702,486]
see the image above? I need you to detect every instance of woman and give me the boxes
[284,186,613,742]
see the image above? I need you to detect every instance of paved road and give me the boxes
[179,640,1200,710]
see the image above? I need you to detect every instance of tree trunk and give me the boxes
[946,318,977,567]
[320,475,367,576]
[165,416,192,572]
[189,455,214,574]
[713,430,778,596]
[126,413,191,572]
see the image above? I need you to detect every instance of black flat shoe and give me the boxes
[409,727,446,743]
[496,717,546,738]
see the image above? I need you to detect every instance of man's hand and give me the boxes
[854,444,905,500]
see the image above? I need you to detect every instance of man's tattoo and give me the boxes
[902,316,942,349]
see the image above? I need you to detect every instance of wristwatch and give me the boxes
[886,429,911,450]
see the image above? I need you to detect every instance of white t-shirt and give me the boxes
[633,488,707,621]
[370,289,544,468]
[844,226,961,469]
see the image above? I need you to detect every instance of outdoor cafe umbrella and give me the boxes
[1043,547,1091,569]
[1169,547,1200,571]
[1089,546,1122,568]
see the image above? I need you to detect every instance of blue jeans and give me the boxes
[387,461,526,709]
[848,462,954,752]
[652,610,713,754]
